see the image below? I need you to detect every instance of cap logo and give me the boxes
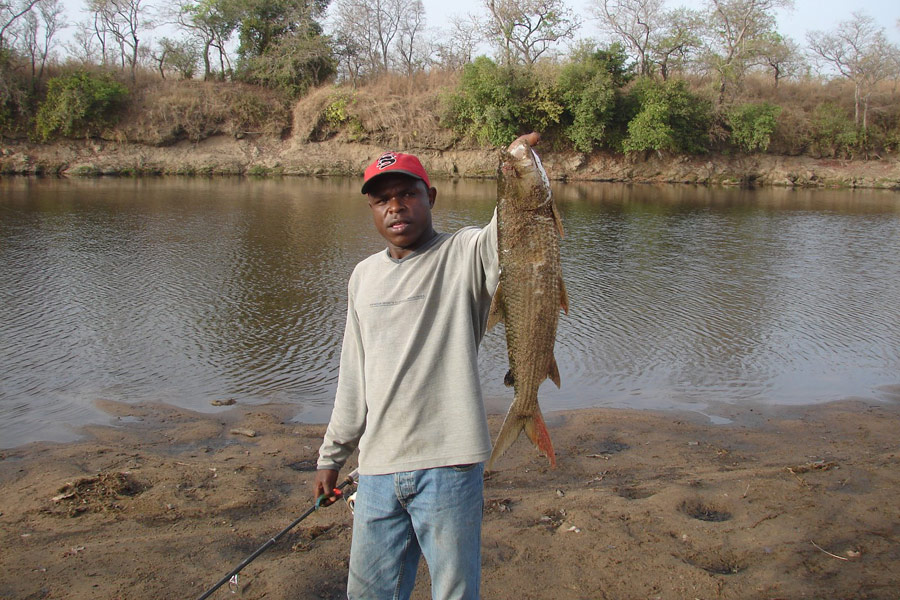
[376,153,398,170]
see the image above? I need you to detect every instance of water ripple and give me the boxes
[3,179,900,447]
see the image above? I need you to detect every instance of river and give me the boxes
[2,176,899,448]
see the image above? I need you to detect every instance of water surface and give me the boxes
[2,177,899,447]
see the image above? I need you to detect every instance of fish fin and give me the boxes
[552,201,565,239]
[503,369,514,387]
[548,355,561,388]
[488,406,558,471]
[524,406,557,468]
[487,284,504,330]
[559,278,569,315]
[487,411,526,471]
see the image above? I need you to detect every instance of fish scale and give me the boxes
[487,134,568,470]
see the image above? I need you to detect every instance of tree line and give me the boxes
[1,0,899,154]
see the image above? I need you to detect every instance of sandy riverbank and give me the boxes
[1,397,898,599]
[3,137,900,190]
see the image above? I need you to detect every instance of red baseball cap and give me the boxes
[361,152,431,194]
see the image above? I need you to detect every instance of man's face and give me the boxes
[366,174,437,259]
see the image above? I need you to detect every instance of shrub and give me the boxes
[809,102,857,158]
[442,56,562,147]
[323,91,365,139]
[556,44,631,152]
[727,102,782,153]
[623,78,711,154]
[35,71,129,140]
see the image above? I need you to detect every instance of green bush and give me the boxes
[35,71,129,140]
[442,56,562,147]
[809,102,857,158]
[557,44,631,153]
[727,102,782,153]
[623,78,711,154]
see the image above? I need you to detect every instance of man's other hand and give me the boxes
[313,468,340,506]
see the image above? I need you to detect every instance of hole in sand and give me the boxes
[615,486,653,500]
[680,500,732,522]
[684,550,746,575]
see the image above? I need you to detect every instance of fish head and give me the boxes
[499,139,552,211]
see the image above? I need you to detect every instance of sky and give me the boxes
[52,0,900,57]
[420,0,900,46]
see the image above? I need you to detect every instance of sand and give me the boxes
[1,397,898,600]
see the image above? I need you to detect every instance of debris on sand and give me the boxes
[48,472,142,517]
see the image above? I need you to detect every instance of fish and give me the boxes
[486,132,568,470]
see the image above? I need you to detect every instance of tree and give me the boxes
[235,0,327,60]
[20,0,63,85]
[649,7,702,80]
[88,0,149,81]
[175,0,239,80]
[1,0,42,51]
[756,31,803,86]
[434,14,482,71]
[330,30,364,82]
[330,0,425,76]
[482,0,580,65]
[233,0,333,95]
[702,0,792,102]
[152,36,199,78]
[593,0,661,77]
[394,0,426,76]
[65,21,102,64]
[332,0,397,74]
[807,12,900,136]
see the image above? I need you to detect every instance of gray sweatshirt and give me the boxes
[317,212,499,475]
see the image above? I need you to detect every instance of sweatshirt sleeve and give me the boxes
[317,283,367,471]
[478,208,500,294]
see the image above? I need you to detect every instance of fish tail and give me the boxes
[487,405,557,471]
[525,406,557,468]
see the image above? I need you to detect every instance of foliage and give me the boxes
[34,71,129,140]
[556,43,632,152]
[808,102,857,158]
[322,89,364,138]
[622,77,711,153]
[237,33,334,98]
[236,0,328,60]
[726,102,781,152]
[442,56,562,147]
[0,48,31,136]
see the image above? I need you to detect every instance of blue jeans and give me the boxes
[347,464,485,600]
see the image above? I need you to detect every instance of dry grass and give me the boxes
[292,71,463,150]
[113,79,292,145]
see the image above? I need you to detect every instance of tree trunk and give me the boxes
[203,40,212,80]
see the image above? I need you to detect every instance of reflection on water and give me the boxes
[2,177,899,447]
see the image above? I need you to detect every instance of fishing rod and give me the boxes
[196,468,359,600]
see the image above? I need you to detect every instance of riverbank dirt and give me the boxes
[1,398,898,599]
[2,136,900,189]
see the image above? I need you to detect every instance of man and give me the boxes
[313,148,501,599]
